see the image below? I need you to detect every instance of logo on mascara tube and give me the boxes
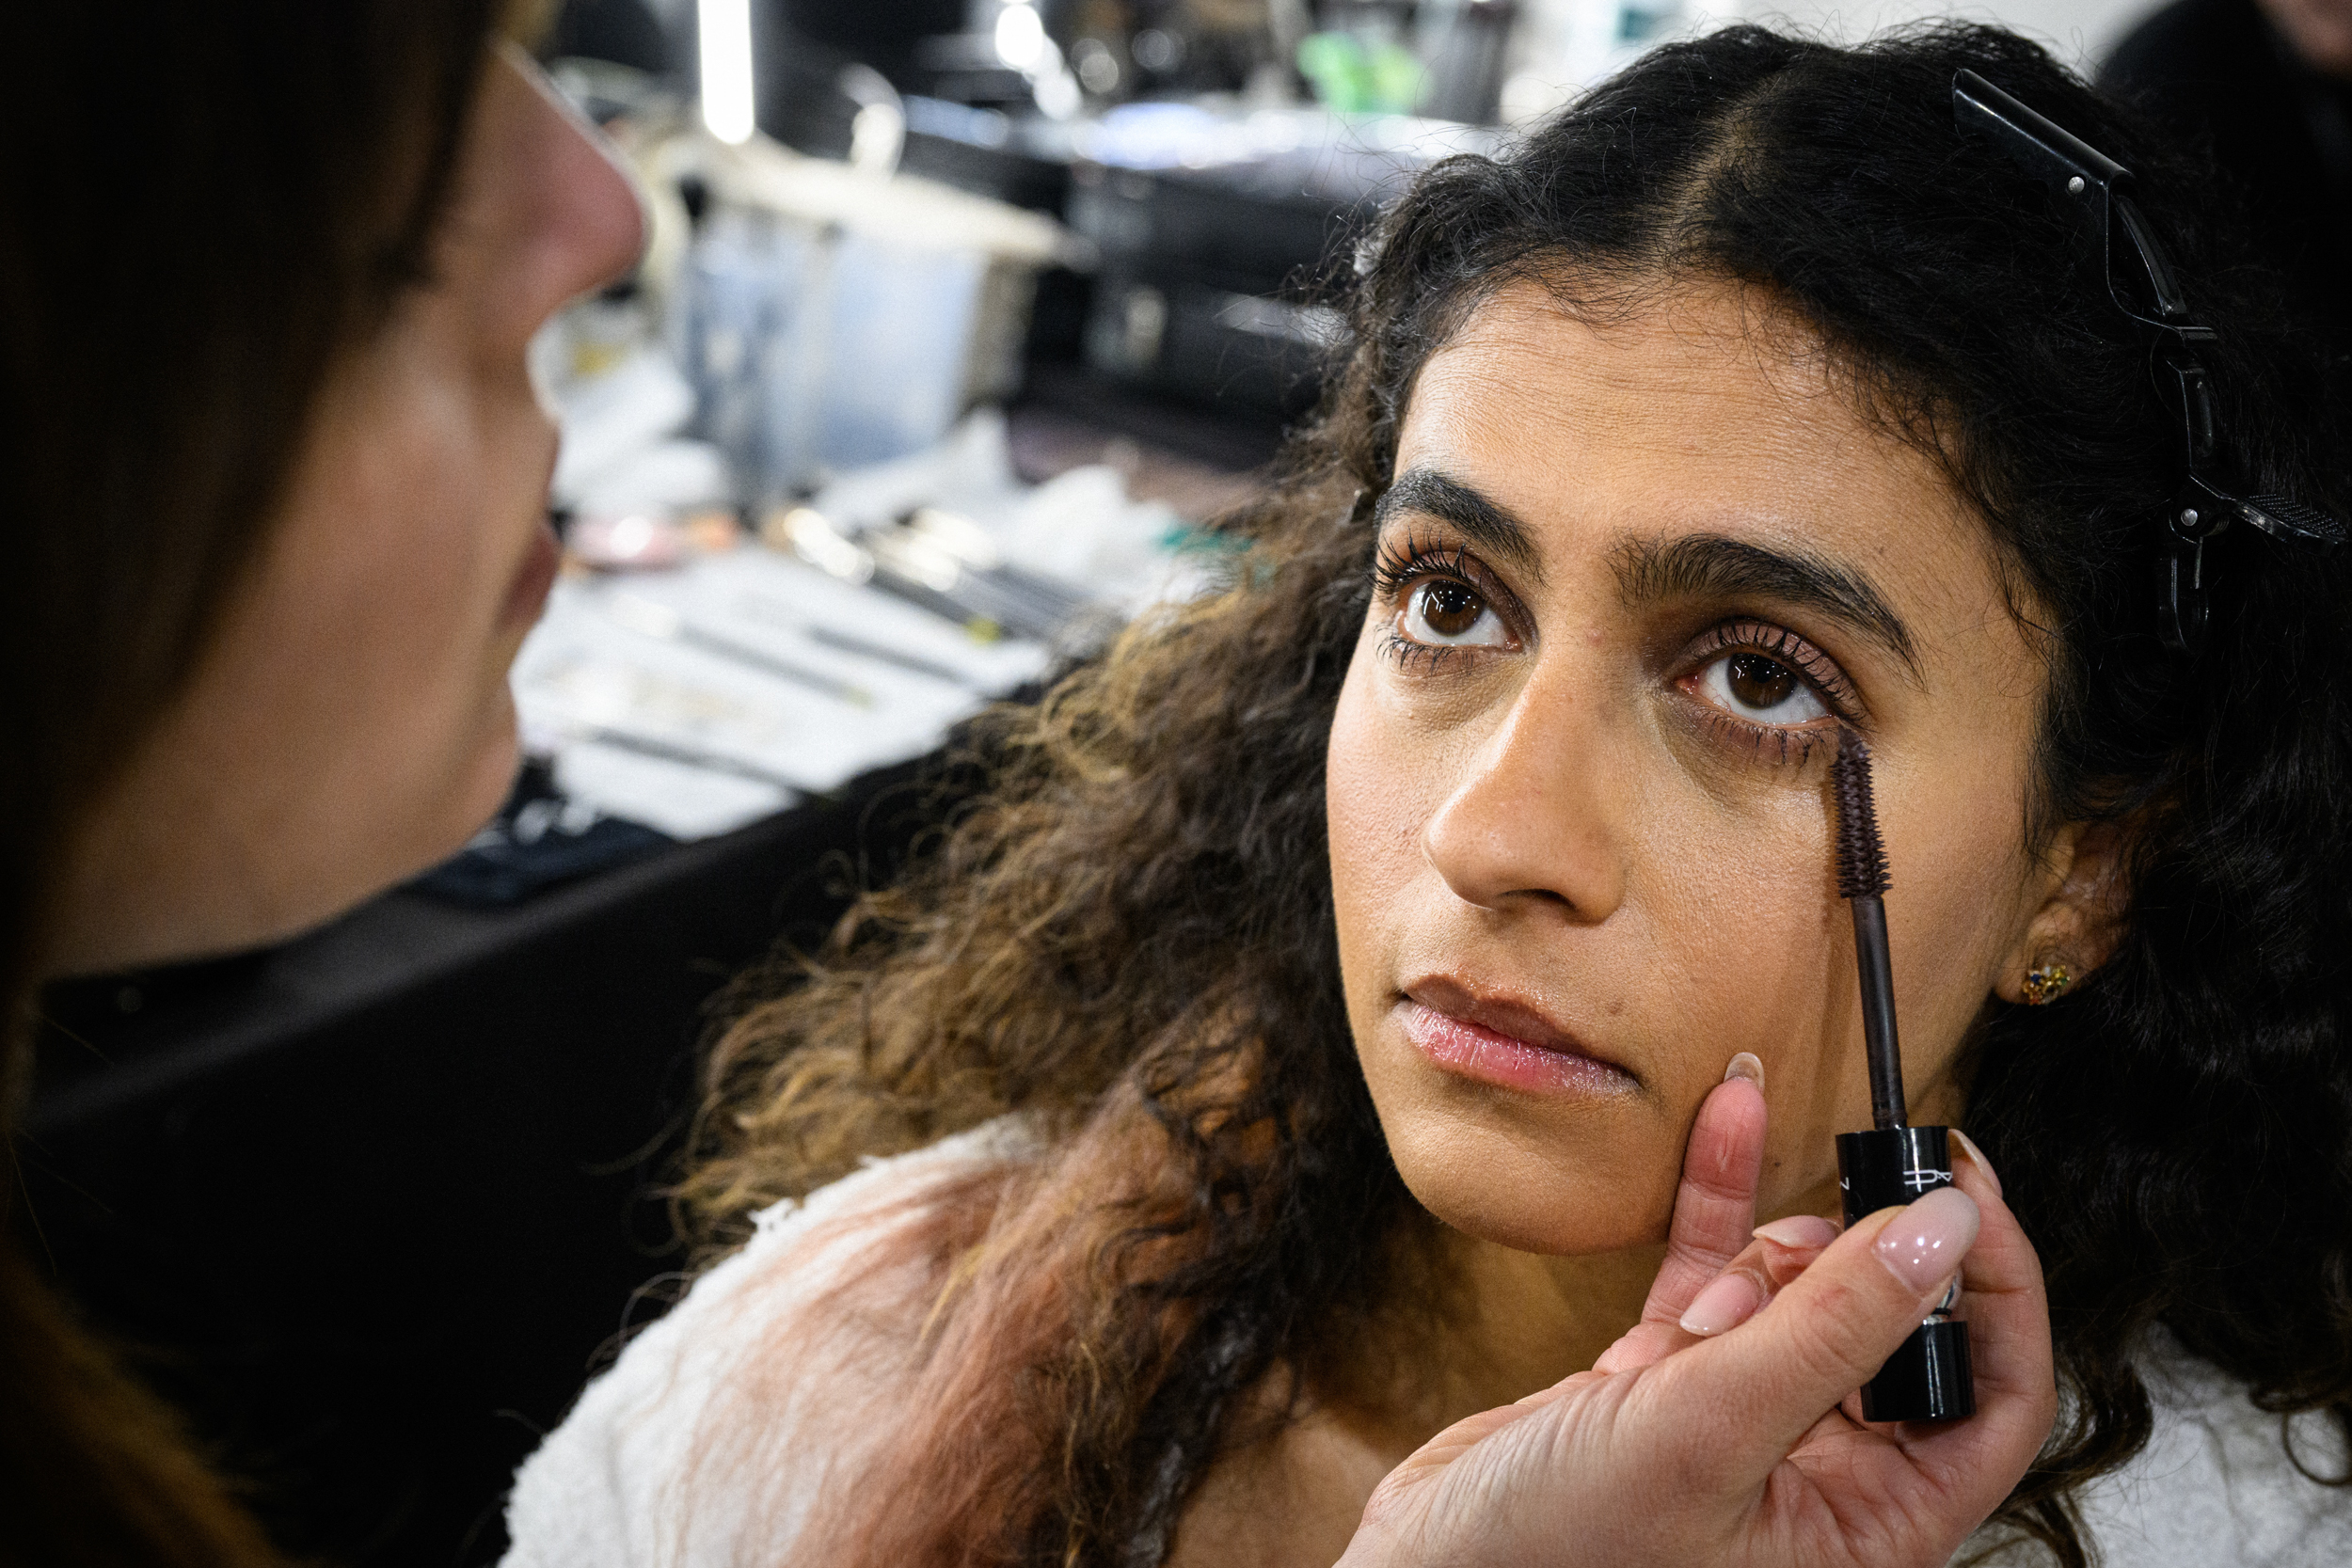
[1900,1162,1951,1195]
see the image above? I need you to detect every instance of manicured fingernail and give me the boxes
[1724,1052,1764,1088]
[1872,1187,1979,1296]
[1950,1129,2002,1198]
[1678,1271,1765,1337]
[1754,1214,1837,1249]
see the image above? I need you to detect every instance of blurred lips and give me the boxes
[1398,981,1637,1097]
[499,422,565,635]
[500,513,562,632]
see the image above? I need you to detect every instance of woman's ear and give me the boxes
[1994,818,2132,1004]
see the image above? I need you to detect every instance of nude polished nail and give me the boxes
[1678,1270,1764,1337]
[1871,1186,1979,1295]
[1753,1214,1836,1249]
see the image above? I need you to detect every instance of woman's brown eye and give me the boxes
[1726,653,1795,708]
[1397,578,1510,650]
[1694,649,1830,725]
[1417,582,1485,637]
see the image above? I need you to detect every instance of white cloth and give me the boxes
[501,1118,1038,1568]
[1970,1342,2350,1565]
[501,1128,2350,1567]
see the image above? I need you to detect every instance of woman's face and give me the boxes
[1327,280,2056,1254]
[51,48,643,974]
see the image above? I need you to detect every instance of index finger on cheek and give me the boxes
[1643,1070,1771,1323]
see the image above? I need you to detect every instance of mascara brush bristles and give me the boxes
[1832,732,1891,901]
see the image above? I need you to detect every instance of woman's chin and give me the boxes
[450,690,523,837]
[262,692,524,957]
[1389,1122,1677,1257]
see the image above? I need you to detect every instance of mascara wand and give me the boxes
[1830,731,1976,1423]
[1832,737,1905,1132]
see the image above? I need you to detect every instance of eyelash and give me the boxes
[1678,619,1858,768]
[1369,535,1866,767]
[1368,532,1516,673]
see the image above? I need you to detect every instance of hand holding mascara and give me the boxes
[1831,732,1977,1422]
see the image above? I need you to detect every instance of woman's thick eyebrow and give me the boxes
[1374,469,1543,582]
[1612,533,1922,679]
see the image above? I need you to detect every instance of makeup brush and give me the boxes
[1830,730,1977,1423]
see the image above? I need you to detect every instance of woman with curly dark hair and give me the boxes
[505,22,2352,1568]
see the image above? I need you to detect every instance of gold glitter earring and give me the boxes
[2022,961,2074,1006]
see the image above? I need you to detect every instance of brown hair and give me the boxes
[683,456,1415,1564]
[1,3,507,1560]
[682,23,2352,1568]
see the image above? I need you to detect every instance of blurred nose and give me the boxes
[466,43,647,351]
[1421,658,1629,925]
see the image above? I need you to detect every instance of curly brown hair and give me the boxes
[678,24,2352,1568]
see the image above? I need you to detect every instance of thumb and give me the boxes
[1670,1186,1979,1471]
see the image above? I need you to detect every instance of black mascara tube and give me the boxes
[1832,735,1976,1423]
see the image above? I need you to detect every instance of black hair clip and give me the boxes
[1952,69,2344,653]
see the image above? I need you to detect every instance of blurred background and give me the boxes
[24,0,2339,1562]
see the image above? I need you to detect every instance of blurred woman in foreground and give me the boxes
[1,4,644,1559]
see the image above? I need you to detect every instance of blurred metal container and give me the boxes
[652,130,1084,496]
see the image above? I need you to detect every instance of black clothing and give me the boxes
[545,0,673,75]
[2103,0,2352,384]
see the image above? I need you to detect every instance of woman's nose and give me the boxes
[1420,666,1629,925]
[464,44,648,348]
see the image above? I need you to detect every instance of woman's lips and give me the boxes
[500,514,562,631]
[1399,994,1637,1097]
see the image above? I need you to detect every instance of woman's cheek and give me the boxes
[1327,651,1414,985]
[1618,801,1855,1205]
[1326,639,1478,911]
